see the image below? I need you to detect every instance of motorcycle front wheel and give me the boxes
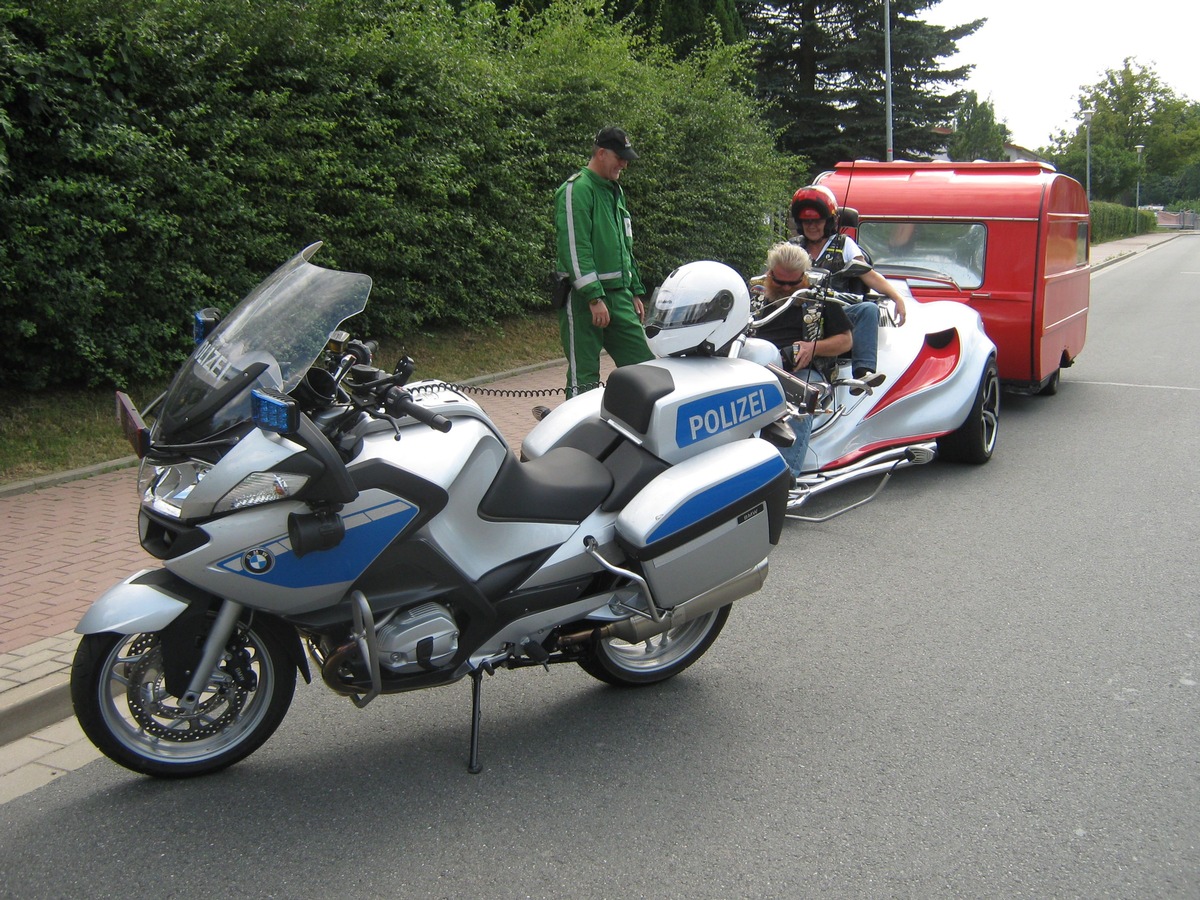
[577,605,730,687]
[72,621,295,778]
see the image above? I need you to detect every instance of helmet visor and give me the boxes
[644,286,736,333]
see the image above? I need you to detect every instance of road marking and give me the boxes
[1070,380,1200,392]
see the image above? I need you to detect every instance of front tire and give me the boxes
[577,605,731,686]
[937,358,999,464]
[72,620,295,778]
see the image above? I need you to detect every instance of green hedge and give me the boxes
[0,0,801,390]
[1089,201,1158,244]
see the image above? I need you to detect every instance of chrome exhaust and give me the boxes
[597,559,769,644]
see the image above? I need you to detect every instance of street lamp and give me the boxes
[1135,143,1144,211]
[884,0,893,161]
[1081,109,1094,201]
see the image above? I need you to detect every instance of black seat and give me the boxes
[477,447,613,524]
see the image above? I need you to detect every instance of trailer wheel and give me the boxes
[1038,368,1060,396]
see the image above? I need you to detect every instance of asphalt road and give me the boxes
[0,237,1196,898]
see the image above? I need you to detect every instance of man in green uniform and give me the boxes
[554,126,654,397]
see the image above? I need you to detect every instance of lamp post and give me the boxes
[1135,143,1144,211]
[884,0,893,161]
[1082,109,1094,201]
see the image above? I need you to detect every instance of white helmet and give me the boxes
[644,261,750,357]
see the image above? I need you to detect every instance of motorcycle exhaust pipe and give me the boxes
[565,560,768,646]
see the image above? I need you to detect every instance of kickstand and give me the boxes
[467,668,484,774]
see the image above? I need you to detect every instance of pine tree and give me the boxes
[741,0,982,170]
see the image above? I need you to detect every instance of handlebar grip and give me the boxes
[384,387,453,433]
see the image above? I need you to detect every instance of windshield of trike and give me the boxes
[154,244,372,445]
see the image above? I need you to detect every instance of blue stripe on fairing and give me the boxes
[216,498,419,588]
[646,456,786,544]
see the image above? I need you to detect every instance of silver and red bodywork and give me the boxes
[799,282,995,482]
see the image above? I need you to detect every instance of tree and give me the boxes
[1046,58,1200,205]
[610,0,745,56]
[947,91,1009,161]
[497,0,744,57]
[741,0,983,171]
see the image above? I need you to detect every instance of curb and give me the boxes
[0,674,72,747]
[0,456,139,500]
[1091,232,1179,271]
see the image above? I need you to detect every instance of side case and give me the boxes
[615,440,791,609]
[602,358,787,465]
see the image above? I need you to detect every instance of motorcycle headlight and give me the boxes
[142,460,211,519]
[214,472,309,514]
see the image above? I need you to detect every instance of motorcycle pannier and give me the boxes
[614,440,790,609]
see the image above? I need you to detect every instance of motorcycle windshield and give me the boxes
[155,243,372,445]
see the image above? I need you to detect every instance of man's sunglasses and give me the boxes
[769,270,805,288]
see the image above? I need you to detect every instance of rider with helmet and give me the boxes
[790,185,908,388]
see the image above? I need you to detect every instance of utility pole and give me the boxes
[1135,144,1144,211]
[884,0,893,161]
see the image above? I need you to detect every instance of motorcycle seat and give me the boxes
[478,447,614,524]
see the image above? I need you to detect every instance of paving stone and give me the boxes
[41,737,101,770]
[0,735,59,775]
[0,762,63,804]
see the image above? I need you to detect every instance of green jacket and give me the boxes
[555,167,646,303]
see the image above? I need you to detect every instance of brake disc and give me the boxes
[124,634,248,741]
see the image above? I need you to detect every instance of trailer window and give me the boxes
[858,222,986,291]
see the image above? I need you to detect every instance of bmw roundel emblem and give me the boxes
[242,548,274,575]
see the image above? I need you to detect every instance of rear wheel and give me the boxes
[937,358,999,464]
[72,620,295,778]
[577,605,730,686]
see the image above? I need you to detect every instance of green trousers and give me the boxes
[559,287,654,397]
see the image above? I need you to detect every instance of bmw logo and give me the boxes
[242,548,274,575]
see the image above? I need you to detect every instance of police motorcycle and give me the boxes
[72,243,793,778]
[736,261,1000,520]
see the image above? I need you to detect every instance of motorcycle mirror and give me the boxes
[841,260,872,278]
[393,356,415,383]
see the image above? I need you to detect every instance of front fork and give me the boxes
[178,599,244,712]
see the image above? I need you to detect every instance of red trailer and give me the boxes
[817,160,1090,394]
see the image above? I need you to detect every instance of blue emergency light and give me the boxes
[251,388,299,435]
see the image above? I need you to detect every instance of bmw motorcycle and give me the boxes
[71,244,793,777]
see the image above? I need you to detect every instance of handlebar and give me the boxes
[383,386,452,433]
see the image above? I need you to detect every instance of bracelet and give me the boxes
[589,298,602,307]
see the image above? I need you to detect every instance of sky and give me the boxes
[921,0,1200,150]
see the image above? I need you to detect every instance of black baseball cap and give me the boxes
[595,126,638,160]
